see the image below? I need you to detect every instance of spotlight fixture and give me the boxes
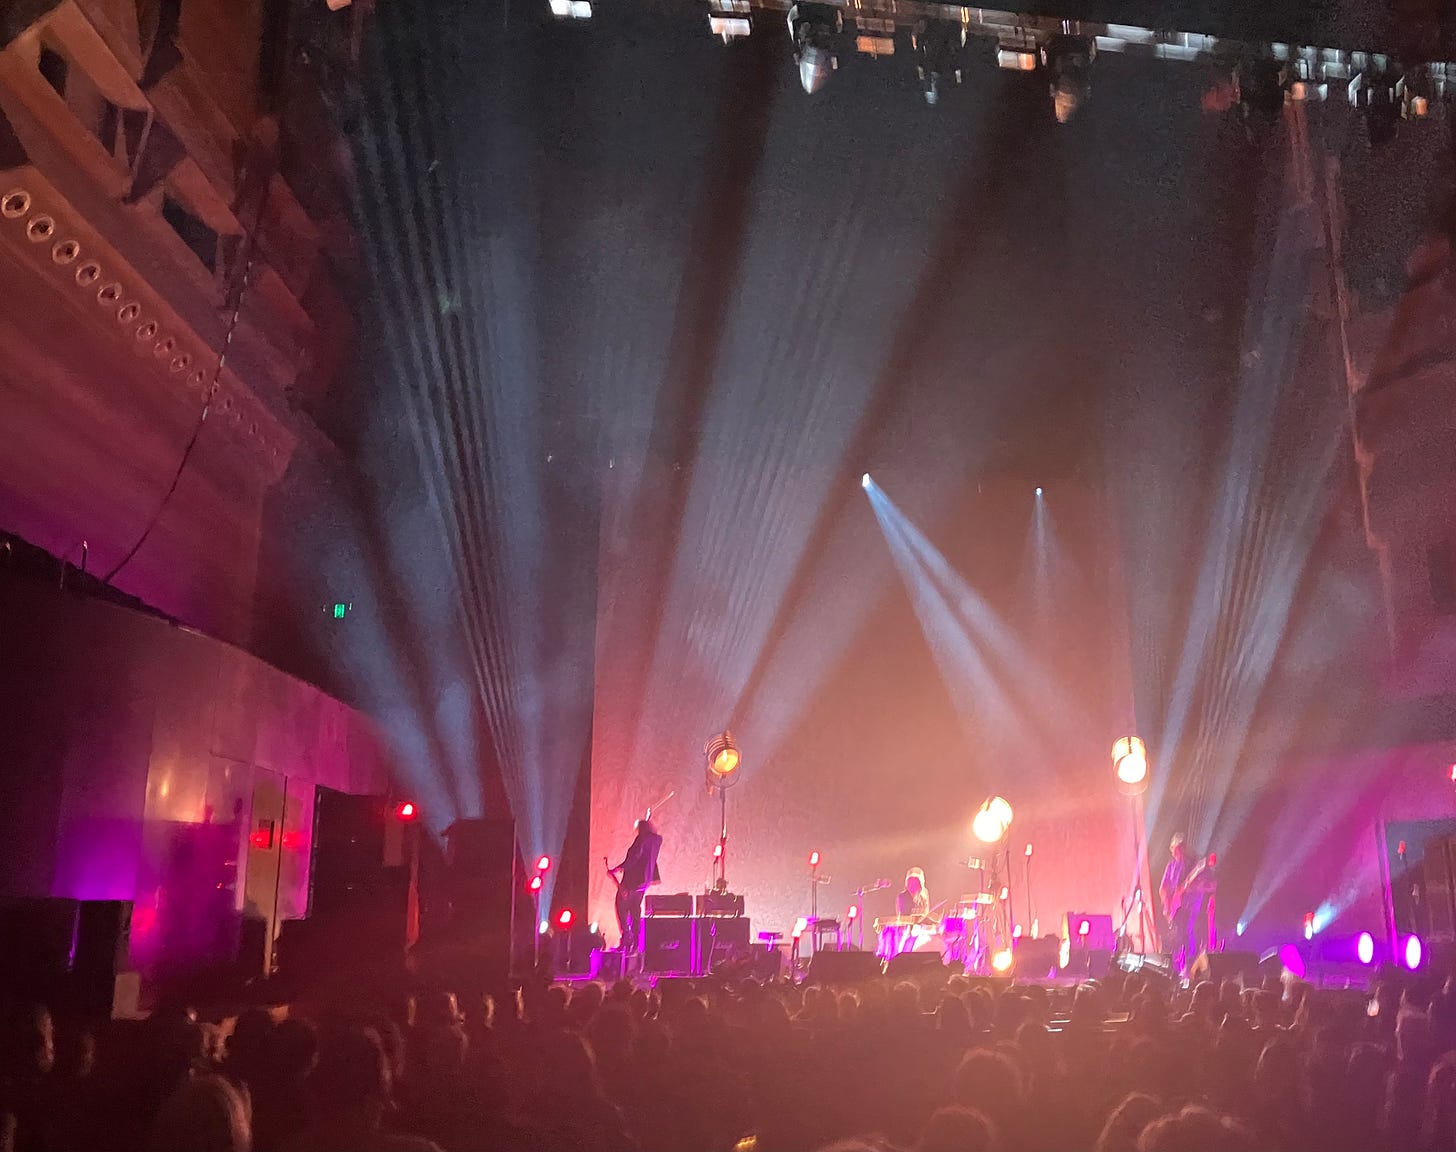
[1034,487,1043,497]
[991,947,1014,972]
[911,18,966,104]
[1357,931,1375,964]
[788,3,842,94]
[705,731,742,786]
[1404,933,1425,970]
[861,472,872,490]
[548,0,593,17]
[1042,34,1095,123]
[972,796,1014,845]
[393,800,418,822]
[1399,67,1434,118]
[854,17,895,59]
[709,0,751,42]
[1112,737,1149,795]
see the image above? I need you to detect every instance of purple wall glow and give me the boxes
[0,573,392,988]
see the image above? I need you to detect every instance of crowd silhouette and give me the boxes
[4,963,1456,1152]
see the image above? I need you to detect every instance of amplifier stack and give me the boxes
[632,891,750,976]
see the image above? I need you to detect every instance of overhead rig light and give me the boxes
[1399,67,1435,119]
[855,16,896,59]
[912,18,967,104]
[1042,34,1095,123]
[547,0,592,18]
[710,0,752,42]
[788,3,843,94]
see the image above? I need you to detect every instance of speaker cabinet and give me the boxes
[694,916,750,973]
[886,951,946,979]
[806,950,882,984]
[1425,836,1456,943]
[642,917,695,974]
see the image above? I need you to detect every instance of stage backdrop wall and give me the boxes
[0,572,391,985]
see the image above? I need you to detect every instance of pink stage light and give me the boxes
[1405,934,1424,970]
[809,851,821,867]
[1357,931,1375,965]
[536,855,552,872]
[1078,919,1090,937]
[1278,944,1306,979]
[558,909,574,928]
[847,904,859,921]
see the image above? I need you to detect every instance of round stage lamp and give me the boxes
[1112,737,1148,795]
[705,731,742,786]
[972,796,1014,844]
[991,948,1014,973]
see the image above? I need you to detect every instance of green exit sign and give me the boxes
[332,602,351,619]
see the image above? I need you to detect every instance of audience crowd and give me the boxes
[4,962,1456,1152]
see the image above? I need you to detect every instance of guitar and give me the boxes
[1164,855,1215,920]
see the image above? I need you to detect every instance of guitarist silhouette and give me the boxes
[1160,833,1217,975]
[607,818,662,953]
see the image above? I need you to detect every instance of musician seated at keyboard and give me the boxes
[896,867,931,922]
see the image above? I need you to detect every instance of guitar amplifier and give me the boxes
[642,917,695,974]
[644,892,694,917]
[694,915,751,972]
[695,892,745,917]
[1062,913,1117,954]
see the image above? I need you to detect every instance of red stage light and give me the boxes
[809,851,821,867]
[394,801,417,821]
[558,909,574,928]
[249,828,273,850]
[713,843,724,859]
[536,855,552,872]
[847,904,859,921]
[528,875,543,893]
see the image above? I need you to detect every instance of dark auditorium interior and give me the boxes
[8,0,1456,1149]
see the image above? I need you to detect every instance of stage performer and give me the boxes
[1160,834,1217,974]
[896,867,930,920]
[608,818,662,953]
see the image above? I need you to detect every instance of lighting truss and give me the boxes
[703,0,1456,96]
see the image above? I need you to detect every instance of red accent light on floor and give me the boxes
[558,909,574,927]
[249,828,272,850]
[394,801,417,821]
[536,855,552,872]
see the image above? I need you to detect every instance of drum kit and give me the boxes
[873,893,1000,972]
